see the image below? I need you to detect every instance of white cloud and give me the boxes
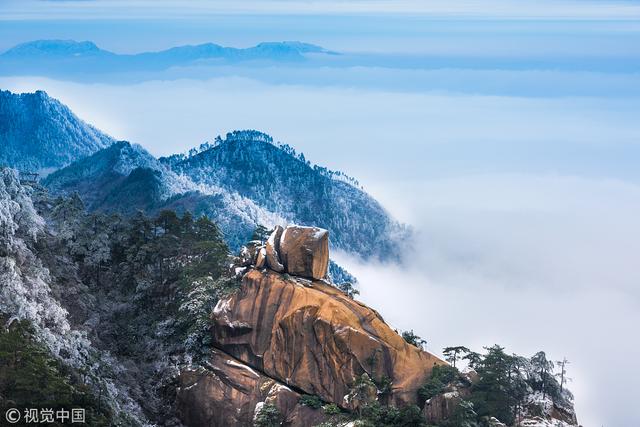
[336,174,640,427]
[1,75,638,181]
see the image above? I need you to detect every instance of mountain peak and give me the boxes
[253,41,329,53]
[0,40,336,78]
[0,89,114,171]
[3,39,106,57]
[169,129,404,256]
[224,129,274,144]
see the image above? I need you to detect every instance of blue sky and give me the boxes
[1,1,639,426]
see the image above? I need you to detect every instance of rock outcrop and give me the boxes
[177,225,445,426]
[177,350,325,427]
[278,226,329,280]
[240,225,330,280]
[423,389,471,424]
[211,268,445,408]
[265,225,285,272]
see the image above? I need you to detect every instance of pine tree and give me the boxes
[338,282,359,299]
[253,403,282,427]
[556,357,570,393]
[402,330,427,350]
[250,224,270,243]
[531,351,554,400]
[463,351,482,369]
[443,346,471,368]
[470,345,516,425]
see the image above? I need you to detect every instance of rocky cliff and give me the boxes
[176,226,445,426]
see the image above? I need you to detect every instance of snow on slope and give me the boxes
[167,130,407,256]
[0,90,114,172]
[45,130,405,256]
[0,168,148,423]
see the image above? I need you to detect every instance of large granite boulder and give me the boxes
[240,225,329,280]
[279,225,329,280]
[212,269,446,408]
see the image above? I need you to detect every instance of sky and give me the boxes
[1,1,640,426]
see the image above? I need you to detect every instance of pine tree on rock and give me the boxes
[443,346,471,368]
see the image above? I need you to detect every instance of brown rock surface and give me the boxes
[255,246,267,269]
[422,388,470,424]
[266,225,285,272]
[176,349,325,427]
[279,226,329,279]
[212,269,446,407]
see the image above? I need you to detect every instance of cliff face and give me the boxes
[176,226,445,426]
[211,269,444,407]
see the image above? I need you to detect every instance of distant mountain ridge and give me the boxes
[2,40,110,58]
[0,39,337,77]
[0,89,114,171]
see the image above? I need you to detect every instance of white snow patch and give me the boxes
[226,359,260,378]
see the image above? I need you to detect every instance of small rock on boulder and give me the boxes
[279,226,329,280]
[255,247,267,269]
[239,241,261,266]
[265,225,285,273]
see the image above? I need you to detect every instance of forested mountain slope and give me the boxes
[42,140,285,251]
[0,90,113,171]
[0,89,403,258]
[166,130,406,256]
[44,127,406,257]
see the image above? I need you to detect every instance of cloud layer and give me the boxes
[337,175,640,427]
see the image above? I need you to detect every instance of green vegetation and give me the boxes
[375,375,393,400]
[50,200,238,359]
[442,400,479,427]
[322,403,341,415]
[0,320,111,426]
[402,330,427,349]
[360,402,426,427]
[442,346,471,368]
[469,345,526,425]
[420,345,574,426]
[337,282,359,299]
[250,224,271,243]
[253,403,282,427]
[44,198,241,421]
[300,394,324,409]
[418,364,459,404]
